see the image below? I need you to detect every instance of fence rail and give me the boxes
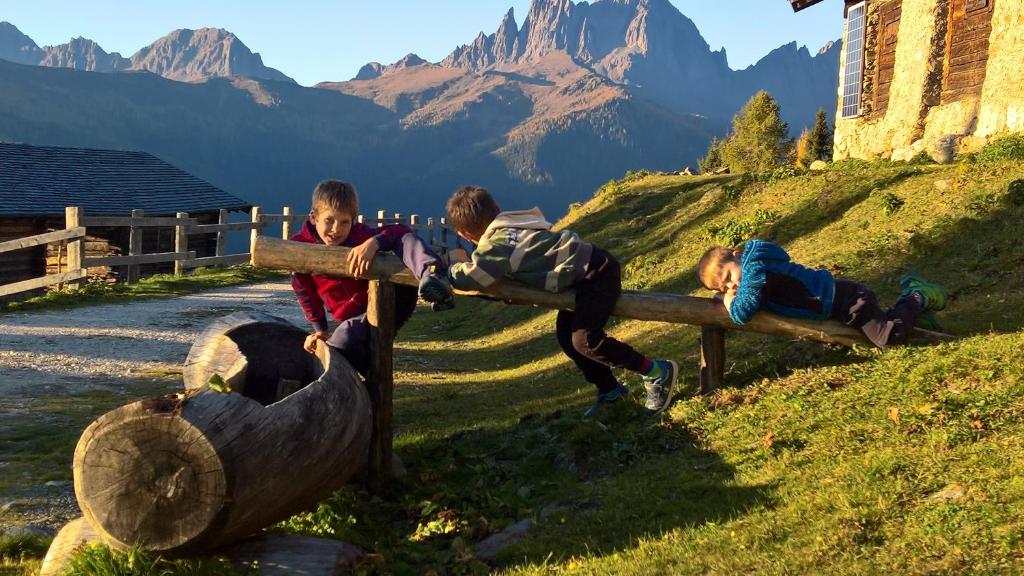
[0,205,459,299]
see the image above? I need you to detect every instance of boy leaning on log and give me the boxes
[290,179,454,374]
[698,239,949,349]
[444,185,680,417]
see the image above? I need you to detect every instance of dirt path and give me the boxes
[0,280,306,533]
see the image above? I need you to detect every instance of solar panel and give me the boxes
[842,2,867,118]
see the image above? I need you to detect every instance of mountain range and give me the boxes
[0,0,840,219]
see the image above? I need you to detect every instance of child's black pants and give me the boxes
[555,247,646,393]
[832,279,921,348]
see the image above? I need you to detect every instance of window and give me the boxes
[841,2,867,118]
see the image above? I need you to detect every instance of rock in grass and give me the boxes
[474,518,534,561]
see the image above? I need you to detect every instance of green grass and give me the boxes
[18,156,1024,574]
[0,266,285,314]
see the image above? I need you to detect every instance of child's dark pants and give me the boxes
[326,233,442,375]
[832,279,921,348]
[555,247,646,393]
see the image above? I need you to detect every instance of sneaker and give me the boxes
[418,268,455,311]
[915,310,945,332]
[583,383,628,419]
[643,360,679,415]
[899,274,947,312]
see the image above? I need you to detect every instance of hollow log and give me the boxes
[252,236,953,347]
[73,312,372,554]
[41,517,363,576]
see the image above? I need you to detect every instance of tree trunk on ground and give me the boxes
[73,312,372,554]
[252,236,953,347]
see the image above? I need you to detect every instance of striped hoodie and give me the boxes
[448,208,592,293]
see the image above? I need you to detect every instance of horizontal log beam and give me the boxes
[182,253,251,269]
[187,222,264,233]
[80,216,197,228]
[0,227,86,254]
[259,214,303,224]
[252,236,953,347]
[0,269,88,297]
[85,251,194,267]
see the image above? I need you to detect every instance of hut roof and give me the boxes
[0,142,250,216]
[790,0,828,12]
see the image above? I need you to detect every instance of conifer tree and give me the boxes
[808,107,833,161]
[719,91,790,174]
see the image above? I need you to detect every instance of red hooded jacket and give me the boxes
[290,218,411,333]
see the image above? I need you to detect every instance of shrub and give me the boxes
[976,134,1024,163]
[795,129,814,169]
[880,192,905,215]
[699,137,724,174]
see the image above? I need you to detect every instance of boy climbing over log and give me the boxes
[698,239,948,348]
[444,185,680,416]
[290,179,454,374]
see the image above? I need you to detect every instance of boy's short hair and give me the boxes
[312,180,358,217]
[447,185,501,237]
[698,247,738,291]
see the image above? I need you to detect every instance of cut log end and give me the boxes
[74,411,227,552]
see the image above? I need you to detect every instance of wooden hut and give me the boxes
[0,142,250,287]
[791,0,1024,162]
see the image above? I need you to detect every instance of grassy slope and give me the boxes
[8,159,1024,575]
[366,159,1024,574]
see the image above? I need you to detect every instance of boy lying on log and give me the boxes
[290,179,454,374]
[444,185,680,416]
[698,239,948,349]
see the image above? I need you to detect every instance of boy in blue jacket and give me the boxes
[697,240,947,348]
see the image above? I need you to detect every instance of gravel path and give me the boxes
[0,280,306,532]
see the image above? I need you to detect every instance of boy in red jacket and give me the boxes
[290,180,453,374]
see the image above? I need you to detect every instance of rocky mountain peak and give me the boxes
[129,28,295,83]
[0,21,43,65]
[39,36,129,72]
[354,61,384,80]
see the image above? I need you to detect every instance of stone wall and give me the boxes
[833,0,1024,162]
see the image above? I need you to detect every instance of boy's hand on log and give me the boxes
[447,248,469,264]
[723,290,736,312]
[304,332,325,354]
[348,238,379,277]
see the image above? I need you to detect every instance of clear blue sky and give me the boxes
[1,0,842,86]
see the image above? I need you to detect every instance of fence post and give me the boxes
[249,206,262,262]
[376,209,387,229]
[366,279,396,493]
[216,209,228,264]
[174,212,188,276]
[427,217,436,249]
[127,209,143,283]
[65,207,85,291]
[699,326,726,393]
[440,217,451,252]
[410,215,420,240]
[282,206,293,240]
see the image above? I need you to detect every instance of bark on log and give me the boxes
[252,236,954,347]
[73,312,372,554]
[41,517,363,576]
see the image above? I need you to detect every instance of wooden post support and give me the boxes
[366,279,396,492]
[216,209,228,263]
[410,214,420,234]
[65,207,86,291]
[699,325,726,394]
[127,208,144,283]
[376,209,387,228]
[282,206,293,239]
[249,206,262,263]
[174,212,189,276]
[426,217,436,249]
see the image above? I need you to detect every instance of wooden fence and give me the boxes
[0,206,460,299]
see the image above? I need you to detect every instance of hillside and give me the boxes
[292,151,1023,573]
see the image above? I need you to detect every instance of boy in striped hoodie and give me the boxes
[445,185,679,416]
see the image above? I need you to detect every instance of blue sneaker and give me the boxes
[583,383,628,418]
[418,267,455,311]
[643,360,679,415]
[899,274,947,312]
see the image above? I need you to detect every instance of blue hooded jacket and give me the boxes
[728,240,835,325]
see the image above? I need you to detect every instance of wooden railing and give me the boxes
[1,205,460,299]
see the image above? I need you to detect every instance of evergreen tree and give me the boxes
[719,91,790,174]
[699,137,723,174]
[808,107,833,161]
